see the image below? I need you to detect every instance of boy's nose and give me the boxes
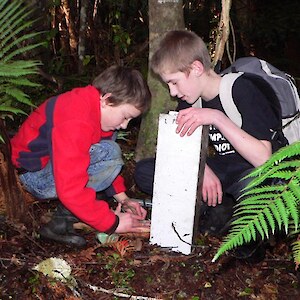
[168,84,177,97]
[120,119,129,129]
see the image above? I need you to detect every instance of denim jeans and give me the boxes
[19,140,124,199]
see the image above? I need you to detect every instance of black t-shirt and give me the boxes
[202,75,281,184]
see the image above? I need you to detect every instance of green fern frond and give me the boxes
[241,185,285,197]
[213,142,300,263]
[0,20,35,50]
[1,32,42,56]
[0,61,41,76]
[290,180,300,202]
[0,0,23,28]
[283,191,299,231]
[291,239,300,269]
[275,197,290,233]
[0,0,9,11]
[2,40,45,62]
[4,88,33,106]
[3,78,40,87]
[244,142,300,188]
[0,0,44,118]
[0,106,26,114]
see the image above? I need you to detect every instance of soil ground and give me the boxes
[1,124,300,300]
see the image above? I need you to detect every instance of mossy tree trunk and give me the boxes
[135,0,185,161]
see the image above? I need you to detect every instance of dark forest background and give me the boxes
[26,0,300,101]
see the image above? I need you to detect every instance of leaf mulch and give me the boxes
[1,124,300,299]
[1,206,300,300]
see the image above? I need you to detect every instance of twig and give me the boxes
[86,283,162,299]
[171,222,211,250]
[7,221,48,253]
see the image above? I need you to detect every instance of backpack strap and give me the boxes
[219,73,243,127]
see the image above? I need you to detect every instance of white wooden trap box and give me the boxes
[150,112,202,255]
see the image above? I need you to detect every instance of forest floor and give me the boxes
[1,124,300,300]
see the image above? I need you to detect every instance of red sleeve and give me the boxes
[51,120,118,233]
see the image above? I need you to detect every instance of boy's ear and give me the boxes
[100,93,112,107]
[191,60,204,76]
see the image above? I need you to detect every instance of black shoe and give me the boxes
[233,241,266,264]
[199,199,234,236]
[39,204,86,247]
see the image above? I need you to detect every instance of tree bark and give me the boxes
[213,0,232,67]
[0,120,33,222]
[78,0,89,74]
[61,0,78,57]
[135,0,185,161]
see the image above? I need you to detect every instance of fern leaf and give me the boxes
[275,199,289,234]
[2,42,45,62]
[212,226,252,262]
[0,19,34,51]
[4,88,33,106]
[291,239,300,270]
[269,202,283,230]
[234,207,269,216]
[0,106,25,114]
[0,1,23,30]
[269,170,295,181]
[0,61,41,76]
[0,0,9,12]
[242,143,300,189]
[237,193,279,204]
[282,191,299,231]
[213,143,300,266]
[253,217,266,239]
[5,78,40,87]
[262,142,300,167]
[258,214,270,238]
[241,185,285,197]
[264,208,276,234]
[248,222,257,240]
[289,180,300,205]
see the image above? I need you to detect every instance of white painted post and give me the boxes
[150,112,202,255]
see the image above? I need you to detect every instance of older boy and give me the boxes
[11,65,151,247]
[134,30,285,260]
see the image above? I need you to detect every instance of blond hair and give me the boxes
[151,30,211,75]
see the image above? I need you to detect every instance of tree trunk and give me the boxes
[213,0,232,67]
[135,0,185,161]
[78,0,89,74]
[61,0,78,57]
[0,120,33,222]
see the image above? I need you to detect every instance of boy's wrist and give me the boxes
[113,192,130,204]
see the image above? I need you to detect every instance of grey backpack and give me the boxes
[220,57,300,145]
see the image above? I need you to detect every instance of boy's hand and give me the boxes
[202,164,223,206]
[176,107,216,136]
[114,192,147,219]
[121,199,147,219]
[114,203,150,233]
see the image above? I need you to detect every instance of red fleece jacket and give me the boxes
[11,85,126,233]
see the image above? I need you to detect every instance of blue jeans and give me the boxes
[19,140,124,199]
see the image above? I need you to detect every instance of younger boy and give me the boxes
[11,65,151,247]
[134,30,286,259]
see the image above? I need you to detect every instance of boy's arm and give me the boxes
[176,107,272,167]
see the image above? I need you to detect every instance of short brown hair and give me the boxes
[151,30,211,75]
[92,65,151,113]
